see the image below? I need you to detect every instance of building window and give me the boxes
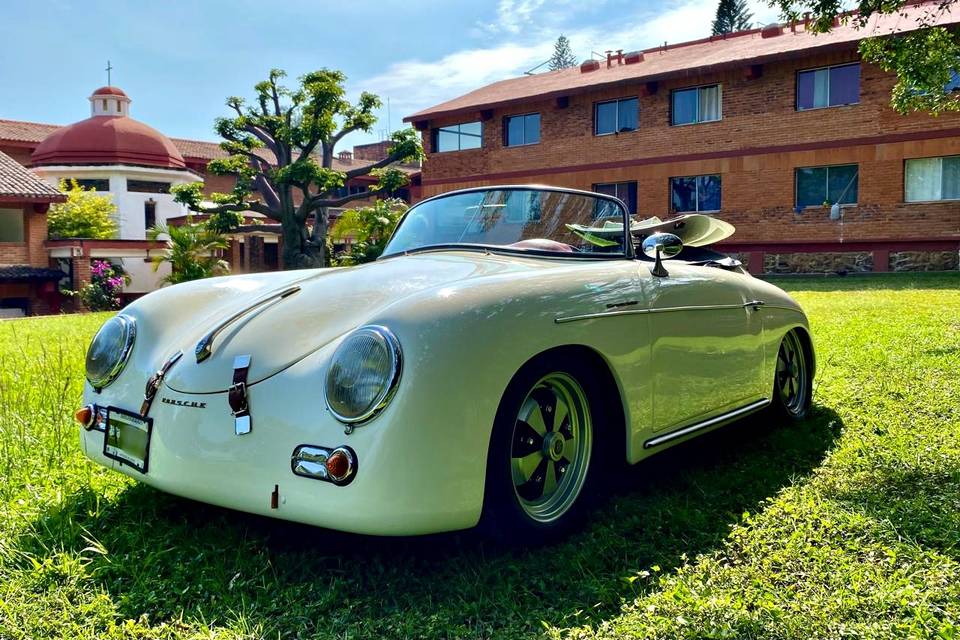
[0,208,24,242]
[946,70,960,93]
[797,63,860,110]
[127,180,171,194]
[144,201,156,231]
[433,122,482,152]
[593,182,638,214]
[594,98,639,135]
[68,178,110,191]
[905,156,960,202]
[670,175,721,212]
[504,113,540,146]
[671,85,721,125]
[349,185,369,195]
[795,164,858,208]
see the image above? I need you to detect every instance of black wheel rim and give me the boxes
[776,331,808,416]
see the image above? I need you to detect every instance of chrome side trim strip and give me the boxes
[643,398,770,449]
[555,302,751,324]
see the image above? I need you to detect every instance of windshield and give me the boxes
[381,187,629,258]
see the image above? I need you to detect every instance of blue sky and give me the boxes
[0,0,778,150]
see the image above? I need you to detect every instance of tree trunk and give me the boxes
[277,194,324,270]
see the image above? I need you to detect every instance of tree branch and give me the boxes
[311,188,377,209]
[344,154,399,180]
[253,174,280,210]
[330,123,362,149]
[198,200,276,220]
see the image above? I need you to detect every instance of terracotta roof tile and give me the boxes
[0,150,65,201]
[0,265,65,280]
[0,119,60,144]
[405,3,960,121]
[0,120,417,174]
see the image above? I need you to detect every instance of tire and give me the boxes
[771,329,812,421]
[480,353,614,544]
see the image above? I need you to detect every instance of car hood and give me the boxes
[161,251,554,394]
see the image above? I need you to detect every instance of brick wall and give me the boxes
[416,53,960,263]
[0,204,48,265]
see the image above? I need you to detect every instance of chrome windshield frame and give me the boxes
[380,185,634,260]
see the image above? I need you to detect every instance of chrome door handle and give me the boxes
[744,300,765,310]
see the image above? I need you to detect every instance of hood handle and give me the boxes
[195,285,301,363]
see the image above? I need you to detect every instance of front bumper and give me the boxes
[80,354,488,536]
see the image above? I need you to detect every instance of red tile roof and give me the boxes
[0,119,59,144]
[405,3,960,122]
[0,150,65,202]
[0,119,418,175]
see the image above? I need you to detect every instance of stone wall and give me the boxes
[889,250,959,272]
[763,251,874,274]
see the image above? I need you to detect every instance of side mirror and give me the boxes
[641,232,683,277]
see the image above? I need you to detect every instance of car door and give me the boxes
[639,261,766,432]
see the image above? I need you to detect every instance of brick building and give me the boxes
[405,5,960,274]
[0,150,66,316]
[0,89,421,297]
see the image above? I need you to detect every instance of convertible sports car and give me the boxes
[78,185,813,540]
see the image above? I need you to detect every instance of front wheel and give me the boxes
[771,329,812,420]
[480,355,611,544]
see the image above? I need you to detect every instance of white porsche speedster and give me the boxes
[78,185,813,540]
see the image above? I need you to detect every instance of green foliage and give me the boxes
[771,0,960,114]
[170,181,204,210]
[147,218,229,285]
[549,34,578,71]
[711,0,753,34]
[61,259,128,311]
[2,273,958,638]
[46,179,118,239]
[330,198,407,265]
[177,68,425,268]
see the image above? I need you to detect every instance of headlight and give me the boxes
[325,325,402,425]
[85,315,136,389]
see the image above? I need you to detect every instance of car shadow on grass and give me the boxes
[19,406,841,638]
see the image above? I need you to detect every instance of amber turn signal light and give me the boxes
[326,449,352,482]
[75,405,94,429]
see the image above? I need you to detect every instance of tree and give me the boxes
[148,219,229,285]
[329,197,407,265]
[548,35,578,71]
[172,68,424,270]
[46,179,118,239]
[771,0,960,114]
[712,0,753,34]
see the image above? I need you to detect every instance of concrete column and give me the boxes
[71,253,91,312]
[229,239,242,273]
[872,249,890,272]
[249,236,265,272]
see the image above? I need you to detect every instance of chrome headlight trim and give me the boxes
[85,314,137,390]
[324,325,402,425]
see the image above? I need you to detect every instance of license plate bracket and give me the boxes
[103,406,152,473]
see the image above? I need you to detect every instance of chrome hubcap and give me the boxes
[510,372,592,523]
[776,331,808,416]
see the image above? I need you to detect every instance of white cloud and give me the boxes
[356,0,786,128]
[492,0,548,34]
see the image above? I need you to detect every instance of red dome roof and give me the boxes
[31,116,186,169]
[91,86,128,97]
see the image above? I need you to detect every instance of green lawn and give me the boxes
[0,273,958,639]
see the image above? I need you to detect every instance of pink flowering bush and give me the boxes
[78,260,128,311]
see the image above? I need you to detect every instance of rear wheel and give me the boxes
[771,329,812,420]
[481,355,611,544]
